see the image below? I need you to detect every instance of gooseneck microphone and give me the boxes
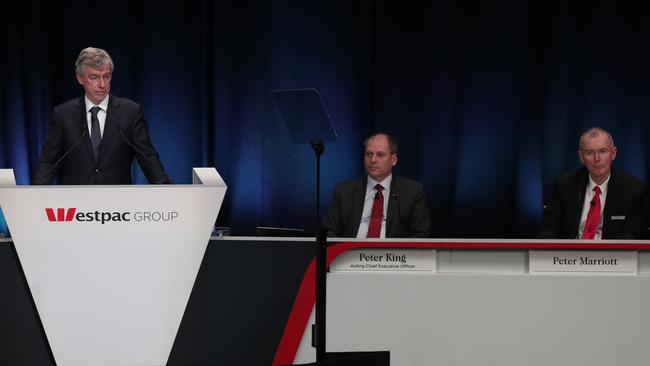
[119,127,171,184]
[574,189,583,239]
[33,129,87,185]
[578,190,582,204]
[392,192,402,234]
[119,128,158,164]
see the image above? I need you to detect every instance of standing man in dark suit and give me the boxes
[323,133,430,238]
[33,47,170,185]
[540,127,648,239]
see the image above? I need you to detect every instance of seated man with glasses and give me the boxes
[33,47,170,185]
[540,127,648,239]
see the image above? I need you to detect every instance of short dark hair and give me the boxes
[364,133,398,154]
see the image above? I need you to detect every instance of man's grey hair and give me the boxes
[579,127,615,150]
[75,47,114,75]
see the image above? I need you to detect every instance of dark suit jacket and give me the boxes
[539,168,649,239]
[322,175,431,238]
[33,94,170,185]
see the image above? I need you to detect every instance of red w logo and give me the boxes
[45,208,77,222]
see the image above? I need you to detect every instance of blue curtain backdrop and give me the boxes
[1,0,649,237]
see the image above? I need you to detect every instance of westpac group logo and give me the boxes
[45,208,179,224]
[45,208,77,222]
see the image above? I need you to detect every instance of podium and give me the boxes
[0,168,227,366]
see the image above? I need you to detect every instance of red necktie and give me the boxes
[367,184,384,238]
[581,186,601,240]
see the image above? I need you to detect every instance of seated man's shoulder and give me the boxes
[556,168,585,181]
[551,169,589,189]
[394,175,425,190]
[613,168,646,190]
[335,177,365,191]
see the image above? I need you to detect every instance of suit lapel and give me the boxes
[100,95,119,162]
[350,177,367,237]
[571,169,589,238]
[602,170,621,236]
[386,176,399,236]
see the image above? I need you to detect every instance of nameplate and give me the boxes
[330,249,436,273]
[529,250,637,275]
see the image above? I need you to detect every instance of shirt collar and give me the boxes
[367,174,392,192]
[587,174,610,195]
[84,95,109,113]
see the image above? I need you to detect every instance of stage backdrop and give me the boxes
[2,0,649,237]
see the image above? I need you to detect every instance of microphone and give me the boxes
[574,189,583,239]
[392,192,403,234]
[33,129,87,185]
[119,128,156,163]
[119,127,171,184]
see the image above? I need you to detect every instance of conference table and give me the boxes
[2,237,650,365]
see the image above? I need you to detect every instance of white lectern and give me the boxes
[0,168,227,366]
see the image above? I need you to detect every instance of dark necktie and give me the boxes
[367,184,384,238]
[581,186,602,240]
[90,106,102,161]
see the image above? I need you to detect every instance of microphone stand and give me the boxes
[272,89,341,363]
[273,90,388,365]
[310,138,327,362]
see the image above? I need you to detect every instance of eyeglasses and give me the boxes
[581,148,611,158]
[87,74,112,85]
